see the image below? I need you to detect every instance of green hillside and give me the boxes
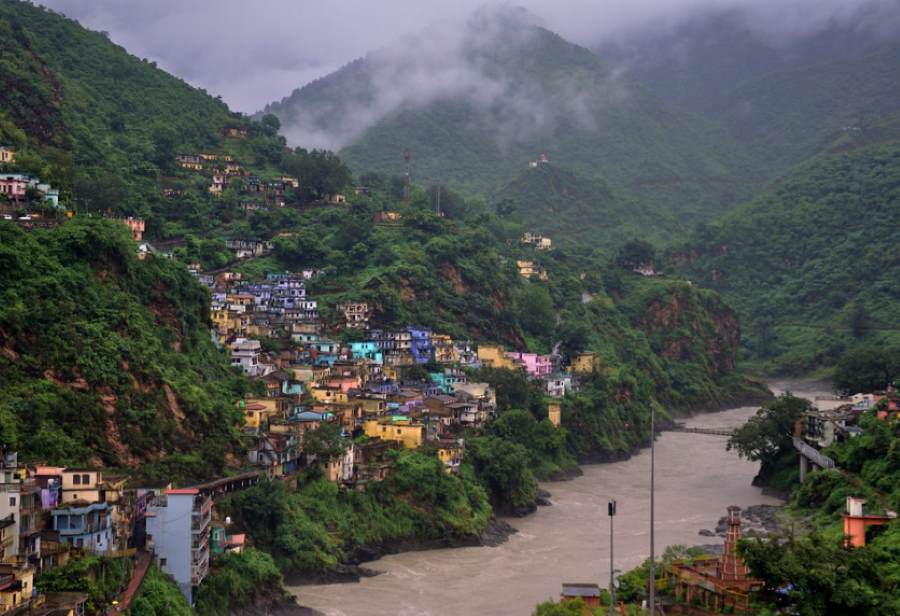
[674,139,900,373]
[0,219,248,479]
[0,0,320,240]
[248,184,761,416]
[263,14,752,231]
[497,162,679,249]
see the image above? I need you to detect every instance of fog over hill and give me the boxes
[37,0,899,113]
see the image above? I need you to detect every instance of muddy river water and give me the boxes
[293,381,823,615]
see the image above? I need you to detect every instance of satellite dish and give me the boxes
[225,516,232,525]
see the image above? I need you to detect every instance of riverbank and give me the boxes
[286,518,519,585]
[293,399,784,616]
[283,378,772,590]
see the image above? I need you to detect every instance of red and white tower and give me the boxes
[719,505,750,581]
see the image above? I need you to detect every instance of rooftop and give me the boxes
[561,583,601,597]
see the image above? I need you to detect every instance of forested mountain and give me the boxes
[674,137,900,373]
[262,8,752,231]
[601,3,900,178]
[0,219,249,479]
[0,1,337,240]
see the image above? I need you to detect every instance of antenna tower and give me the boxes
[402,149,411,207]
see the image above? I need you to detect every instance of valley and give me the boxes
[0,0,898,614]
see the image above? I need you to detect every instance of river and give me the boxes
[293,383,822,616]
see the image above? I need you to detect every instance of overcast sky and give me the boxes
[37,0,887,113]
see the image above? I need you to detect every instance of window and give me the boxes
[73,475,81,485]
[160,558,167,567]
[82,474,90,484]
[8,497,15,507]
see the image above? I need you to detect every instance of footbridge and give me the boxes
[664,424,735,437]
[663,425,836,482]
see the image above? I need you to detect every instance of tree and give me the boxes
[302,423,346,464]
[727,394,811,464]
[739,530,900,615]
[833,345,900,394]
[466,435,537,509]
[260,113,281,134]
[615,240,655,270]
[533,598,600,616]
[516,284,555,347]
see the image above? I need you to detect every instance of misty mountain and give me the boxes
[262,8,753,229]
[601,3,900,176]
[674,124,900,373]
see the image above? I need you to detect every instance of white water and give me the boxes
[292,385,823,615]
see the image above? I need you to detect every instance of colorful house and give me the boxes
[477,345,518,370]
[548,403,562,428]
[505,352,554,378]
[0,146,15,165]
[363,419,424,449]
[570,352,597,375]
[430,369,466,395]
[350,341,383,363]
[408,327,434,364]
[0,174,30,200]
[51,501,112,553]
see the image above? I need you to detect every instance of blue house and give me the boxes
[51,502,112,553]
[350,341,383,363]
[430,369,467,395]
[408,327,434,364]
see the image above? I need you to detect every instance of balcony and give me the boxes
[191,512,211,534]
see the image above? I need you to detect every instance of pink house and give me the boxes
[0,174,30,200]
[326,375,359,394]
[505,352,554,378]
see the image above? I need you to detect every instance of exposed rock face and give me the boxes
[636,286,741,379]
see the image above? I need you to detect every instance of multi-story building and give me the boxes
[336,302,370,329]
[408,327,434,364]
[51,502,112,553]
[147,489,212,604]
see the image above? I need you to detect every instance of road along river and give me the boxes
[293,385,819,616]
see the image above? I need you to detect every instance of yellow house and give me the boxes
[571,352,597,375]
[61,469,102,504]
[310,387,349,404]
[0,146,15,164]
[355,397,387,415]
[364,419,423,449]
[436,443,463,473]
[211,308,230,329]
[547,403,562,428]
[242,398,279,430]
[0,564,33,611]
[477,344,517,370]
[432,334,457,363]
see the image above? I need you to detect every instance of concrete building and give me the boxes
[51,502,112,553]
[147,488,212,604]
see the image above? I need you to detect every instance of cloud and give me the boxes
[267,6,622,151]
[37,0,895,114]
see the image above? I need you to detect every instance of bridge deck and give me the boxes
[665,425,735,437]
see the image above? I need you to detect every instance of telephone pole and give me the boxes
[609,500,617,615]
[648,405,656,615]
